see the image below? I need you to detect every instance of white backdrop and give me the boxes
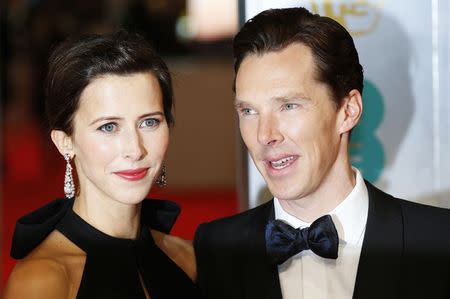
[243,0,450,209]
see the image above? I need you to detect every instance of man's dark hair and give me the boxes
[233,7,363,107]
[45,30,174,135]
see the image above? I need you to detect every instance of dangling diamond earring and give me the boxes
[156,164,167,188]
[64,153,75,198]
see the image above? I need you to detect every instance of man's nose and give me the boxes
[257,114,283,146]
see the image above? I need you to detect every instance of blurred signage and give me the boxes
[310,0,384,36]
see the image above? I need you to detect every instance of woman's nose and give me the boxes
[123,129,146,161]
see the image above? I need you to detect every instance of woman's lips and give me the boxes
[114,168,149,181]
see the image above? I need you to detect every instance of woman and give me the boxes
[3,31,200,298]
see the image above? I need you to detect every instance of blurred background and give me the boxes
[2,0,450,292]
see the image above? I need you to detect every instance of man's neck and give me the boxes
[278,157,356,223]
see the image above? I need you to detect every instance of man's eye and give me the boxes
[284,103,298,110]
[242,108,256,115]
[140,118,160,128]
[99,123,117,133]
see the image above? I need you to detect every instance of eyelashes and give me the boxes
[97,118,161,133]
[99,122,117,133]
[241,108,257,116]
[139,118,160,128]
[282,103,298,110]
[238,103,299,116]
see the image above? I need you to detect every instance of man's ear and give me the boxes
[51,130,74,157]
[338,89,363,134]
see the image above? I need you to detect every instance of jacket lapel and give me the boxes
[352,181,404,299]
[243,200,282,299]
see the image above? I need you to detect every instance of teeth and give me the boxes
[271,156,294,165]
[270,156,295,169]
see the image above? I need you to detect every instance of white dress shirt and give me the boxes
[274,167,369,299]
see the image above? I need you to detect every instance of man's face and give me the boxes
[235,43,343,201]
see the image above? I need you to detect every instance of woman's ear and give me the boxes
[338,89,363,134]
[51,130,74,157]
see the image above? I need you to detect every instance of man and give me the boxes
[194,7,450,299]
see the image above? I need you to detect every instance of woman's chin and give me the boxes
[110,188,151,206]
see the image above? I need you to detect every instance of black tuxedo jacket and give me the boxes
[194,181,450,299]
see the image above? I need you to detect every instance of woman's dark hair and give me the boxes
[45,30,174,135]
[233,7,363,107]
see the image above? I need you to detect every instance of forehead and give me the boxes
[79,72,162,111]
[73,72,163,126]
[83,72,160,98]
[235,43,323,103]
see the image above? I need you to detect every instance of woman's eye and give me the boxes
[99,123,117,133]
[140,118,160,128]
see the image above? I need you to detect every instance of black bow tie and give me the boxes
[265,215,339,265]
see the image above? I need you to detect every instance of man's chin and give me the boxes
[267,185,300,201]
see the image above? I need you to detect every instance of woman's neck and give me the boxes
[72,193,142,240]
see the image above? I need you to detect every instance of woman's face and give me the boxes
[70,72,169,205]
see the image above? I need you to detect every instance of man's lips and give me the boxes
[266,155,299,170]
[114,168,149,181]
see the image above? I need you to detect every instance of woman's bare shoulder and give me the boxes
[151,229,197,282]
[3,255,70,298]
[3,230,85,299]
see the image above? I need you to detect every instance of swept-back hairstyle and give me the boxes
[233,7,363,107]
[45,30,174,135]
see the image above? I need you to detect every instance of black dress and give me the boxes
[10,198,202,299]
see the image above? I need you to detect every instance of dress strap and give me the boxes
[11,198,73,259]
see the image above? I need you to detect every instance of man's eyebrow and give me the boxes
[233,92,311,110]
[271,92,311,103]
[234,99,247,109]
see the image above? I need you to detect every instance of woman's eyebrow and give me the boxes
[89,116,122,126]
[89,112,165,126]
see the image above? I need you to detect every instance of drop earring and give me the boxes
[64,153,75,198]
[156,164,167,188]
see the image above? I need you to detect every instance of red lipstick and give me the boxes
[114,168,149,181]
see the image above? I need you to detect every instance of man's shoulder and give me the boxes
[396,197,450,237]
[392,194,450,263]
[366,180,450,232]
[198,199,272,231]
[398,197,450,217]
[366,179,449,215]
[194,199,272,248]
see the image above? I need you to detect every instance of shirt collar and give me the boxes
[274,167,368,245]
